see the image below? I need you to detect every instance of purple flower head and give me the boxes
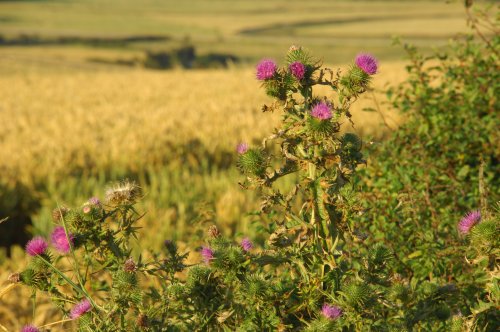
[311,102,332,120]
[241,237,254,252]
[355,53,378,75]
[21,325,40,332]
[70,299,92,319]
[236,142,249,154]
[51,226,75,254]
[201,246,214,264]
[289,61,306,80]
[26,236,48,256]
[321,303,343,320]
[256,59,277,80]
[88,197,101,206]
[458,210,481,234]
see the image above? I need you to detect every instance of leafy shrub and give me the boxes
[357,4,499,331]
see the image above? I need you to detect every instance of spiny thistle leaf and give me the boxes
[370,243,393,266]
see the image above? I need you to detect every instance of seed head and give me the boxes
[70,299,92,319]
[321,303,343,320]
[124,258,137,273]
[355,53,378,75]
[311,102,332,120]
[21,325,40,332]
[52,206,70,222]
[106,180,142,206]
[25,237,48,256]
[51,226,75,254]
[8,272,20,283]
[458,210,481,234]
[241,237,254,252]
[289,61,306,80]
[256,59,277,80]
[201,246,214,264]
[208,225,221,238]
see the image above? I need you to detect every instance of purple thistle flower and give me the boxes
[458,210,481,234]
[88,197,101,206]
[70,299,92,319]
[51,226,75,254]
[237,142,249,154]
[321,303,343,320]
[355,53,378,75]
[201,246,214,264]
[25,236,48,256]
[311,102,332,120]
[241,237,254,252]
[256,59,277,80]
[289,61,306,80]
[21,325,40,332]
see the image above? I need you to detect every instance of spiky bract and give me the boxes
[237,148,268,177]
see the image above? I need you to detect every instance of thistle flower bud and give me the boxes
[207,225,221,238]
[236,142,249,154]
[105,180,142,206]
[52,206,70,222]
[19,269,41,287]
[124,258,137,273]
[341,133,362,151]
[164,239,178,255]
[88,197,101,207]
[237,148,268,177]
[241,237,253,252]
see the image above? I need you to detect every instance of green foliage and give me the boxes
[358,5,499,331]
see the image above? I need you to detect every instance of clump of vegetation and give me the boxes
[357,3,499,331]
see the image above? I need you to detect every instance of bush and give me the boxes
[358,4,499,331]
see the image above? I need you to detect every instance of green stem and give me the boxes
[37,255,101,312]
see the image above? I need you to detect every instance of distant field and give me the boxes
[0,0,472,65]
